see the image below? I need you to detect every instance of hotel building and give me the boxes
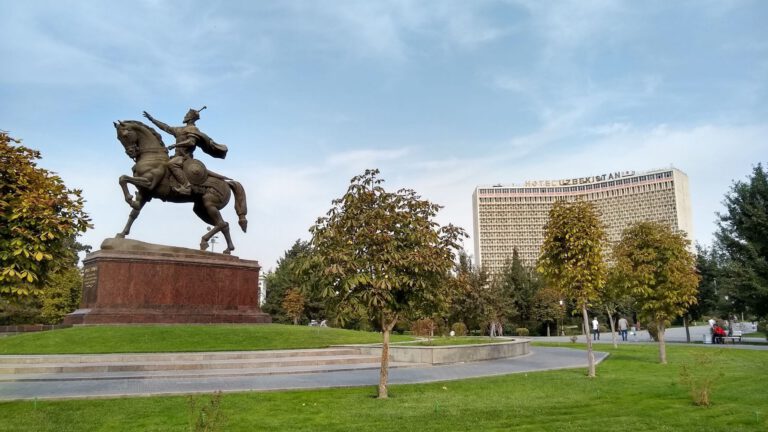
[472,168,693,274]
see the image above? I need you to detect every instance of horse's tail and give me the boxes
[227,180,248,232]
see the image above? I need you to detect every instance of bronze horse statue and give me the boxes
[113,120,247,254]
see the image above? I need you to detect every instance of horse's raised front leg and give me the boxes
[117,195,147,238]
[119,175,152,210]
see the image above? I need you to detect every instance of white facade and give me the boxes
[473,168,693,274]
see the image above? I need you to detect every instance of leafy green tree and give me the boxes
[538,200,607,377]
[531,286,565,337]
[716,164,768,318]
[613,221,700,364]
[309,169,466,399]
[446,250,489,332]
[691,244,728,322]
[39,265,82,324]
[0,132,90,301]
[262,240,317,324]
[281,288,306,325]
[601,267,636,348]
[496,248,542,327]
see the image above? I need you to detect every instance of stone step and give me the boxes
[2,361,416,383]
[0,347,363,365]
[0,353,381,375]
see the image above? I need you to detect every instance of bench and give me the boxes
[721,330,743,344]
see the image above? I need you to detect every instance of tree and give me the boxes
[496,248,541,327]
[309,169,466,399]
[538,200,607,377]
[281,288,306,325]
[262,240,318,324]
[613,221,700,364]
[691,244,727,323]
[446,250,489,333]
[0,132,90,300]
[602,267,636,348]
[531,286,565,337]
[716,164,768,318]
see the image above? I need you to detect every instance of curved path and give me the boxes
[0,347,607,401]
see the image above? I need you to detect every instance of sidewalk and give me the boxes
[0,346,608,401]
[531,324,768,348]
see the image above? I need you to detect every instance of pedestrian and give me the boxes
[592,317,600,340]
[618,316,629,341]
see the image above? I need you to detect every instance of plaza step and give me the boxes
[0,347,411,381]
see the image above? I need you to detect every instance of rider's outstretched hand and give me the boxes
[142,111,152,120]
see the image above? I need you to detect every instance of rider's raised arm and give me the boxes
[142,111,176,135]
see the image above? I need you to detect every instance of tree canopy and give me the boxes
[613,221,699,364]
[0,132,90,299]
[309,169,466,398]
[716,163,768,318]
[538,200,607,377]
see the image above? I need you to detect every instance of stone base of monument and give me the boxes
[64,238,271,325]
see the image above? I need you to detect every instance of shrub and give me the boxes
[515,327,529,336]
[451,322,468,336]
[411,318,436,337]
[758,321,768,340]
[679,351,723,407]
[188,391,226,432]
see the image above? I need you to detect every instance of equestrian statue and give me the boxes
[113,107,247,254]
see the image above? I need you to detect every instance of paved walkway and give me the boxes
[0,347,608,401]
[531,324,768,349]
[1,325,764,401]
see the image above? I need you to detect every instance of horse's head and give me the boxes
[114,120,166,161]
[114,121,139,160]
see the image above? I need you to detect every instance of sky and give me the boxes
[1,0,766,272]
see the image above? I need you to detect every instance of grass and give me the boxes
[744,331,766,339]
[1,343,766,431]
[0,324,415,354]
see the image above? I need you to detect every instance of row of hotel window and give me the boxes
[478,182,674,203]
[478,171,674,195]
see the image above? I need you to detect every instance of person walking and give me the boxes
[592,317,600,340]
[618,316,629,341]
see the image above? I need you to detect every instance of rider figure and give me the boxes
[143,106,228,195]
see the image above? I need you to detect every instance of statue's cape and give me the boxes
[189,130,228,159]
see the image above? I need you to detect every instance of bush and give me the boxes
[679,351,723,407]
[515,328,529,336]
[451,322,468,336]
[411,318,436,337]
[758,321,768,340]
[188,391,226,432]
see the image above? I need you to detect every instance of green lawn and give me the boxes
[0,324,414,354]
[1,343,766,431]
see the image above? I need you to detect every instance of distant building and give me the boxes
[472,167,693,274]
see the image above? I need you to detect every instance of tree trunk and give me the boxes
[547,322,550,337]
[684,316,691,343]
[657,321,667,364]
[606,307,618,348]
[582,304,595,377]
[293,317,298,325]
[378,315,398,399]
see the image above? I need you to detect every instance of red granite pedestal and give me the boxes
[64,238,271,324]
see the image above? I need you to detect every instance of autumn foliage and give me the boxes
[0,132,90,299]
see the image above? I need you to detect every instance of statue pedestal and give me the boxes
[64,239,271,324]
